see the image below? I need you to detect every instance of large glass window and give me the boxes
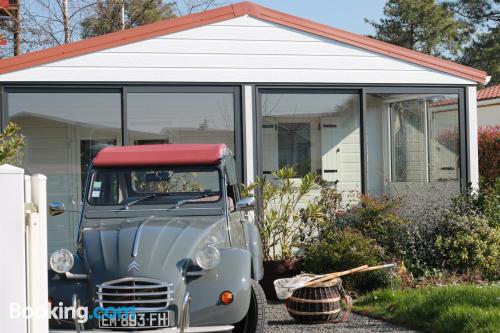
[127,91,236,152]
[366,92,460,197]
[259,89,361,193]
[8,92,122,252]
[6,87,240,254]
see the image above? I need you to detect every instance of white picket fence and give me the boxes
[0,164,49,333]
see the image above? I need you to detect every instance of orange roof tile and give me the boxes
[0,1,489,83]
[478,84,500,101]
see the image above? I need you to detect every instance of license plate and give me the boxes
[98,311,171,328]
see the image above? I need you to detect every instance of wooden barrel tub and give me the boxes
[285,278,349,324]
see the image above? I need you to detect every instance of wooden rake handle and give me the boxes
[304,263,396,288]
[302,265,369,288]
[358,263,395,273]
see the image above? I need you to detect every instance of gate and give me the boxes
[0,164,49,333]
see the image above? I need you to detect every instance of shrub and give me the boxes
[299,185,346,241]
[0,122,24,165]
[451,180,500,228]
[400,214,443,276]
[342,195,408,258]
[302,228,392,292]
[301,181,499,282]
[397,182,500,278]
[434,213,500,278]
[478,125,500,183]
[242,167,317,261]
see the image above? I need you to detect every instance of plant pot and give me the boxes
[260,258,301,300]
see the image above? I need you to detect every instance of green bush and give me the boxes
[451,180,500,229]
[302,228,392,292]
[0,122,24,165]
[478,125,500,184]
[435,213,500,278]
[300,181,500,282]
[343,195,408,258]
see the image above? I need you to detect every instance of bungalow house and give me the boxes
[0,2,488,252]
[477,84,500,127]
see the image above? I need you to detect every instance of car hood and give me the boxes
[81,215,226,284]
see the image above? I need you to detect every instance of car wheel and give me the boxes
[233,280,267,333]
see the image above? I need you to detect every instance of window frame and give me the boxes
[364,87,466,190]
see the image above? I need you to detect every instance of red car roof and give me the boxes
[93,144,229,167]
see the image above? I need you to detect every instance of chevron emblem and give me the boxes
[127,261,141,272]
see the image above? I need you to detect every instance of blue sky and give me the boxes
[244,0,387,35]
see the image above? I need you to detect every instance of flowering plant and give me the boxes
[478,125,500,183]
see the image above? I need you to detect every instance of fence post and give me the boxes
[27,174,49,333]
[0,164,27,332]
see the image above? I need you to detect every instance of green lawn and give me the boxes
[353,285,500,333]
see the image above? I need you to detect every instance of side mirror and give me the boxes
[48,202,65,216]
[236,197,256,211]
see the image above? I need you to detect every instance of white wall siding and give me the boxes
[478,99,500,126]
[0,16,475,84]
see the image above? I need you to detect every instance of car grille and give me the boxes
[96,277,173,311]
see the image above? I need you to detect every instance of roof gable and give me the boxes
[0,1,488,83]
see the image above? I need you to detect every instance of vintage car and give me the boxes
[47,144,265,333]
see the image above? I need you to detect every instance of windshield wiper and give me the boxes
[173,193,219,209]
[123,193,169,209]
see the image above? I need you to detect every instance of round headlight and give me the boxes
[49,249,74,273]
[195,245,220,270]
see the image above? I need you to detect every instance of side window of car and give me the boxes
[90,173,120,205]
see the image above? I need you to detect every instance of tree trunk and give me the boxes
[12,1,21,56]
[121,0,125,30]
[63,0,70,44]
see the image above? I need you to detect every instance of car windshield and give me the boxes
[87,167,221,207]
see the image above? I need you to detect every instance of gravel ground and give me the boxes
[265,301,420,333]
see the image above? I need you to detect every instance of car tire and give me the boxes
[233,279,267,333]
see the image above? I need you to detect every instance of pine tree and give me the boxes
[446,0,499,85]
[461,26,499,84]
[366,0,472,57]
[81,0,176,38]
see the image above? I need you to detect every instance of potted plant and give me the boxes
[243,167,317,299]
